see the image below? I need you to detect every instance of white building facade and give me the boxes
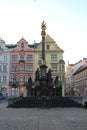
[0,38,10,97]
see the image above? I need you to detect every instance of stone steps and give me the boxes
[7,96,82,108]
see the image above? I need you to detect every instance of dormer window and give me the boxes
[21,43,24,48]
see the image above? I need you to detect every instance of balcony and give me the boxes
[9,81,19,88]
[50,60,58,63]
[19,60,25,63]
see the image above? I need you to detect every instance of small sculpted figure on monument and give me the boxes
[54,76,59,87]
[35,68,40,79]
[27,76,32,96]
[28,76,32,88]
[47,68,52,80]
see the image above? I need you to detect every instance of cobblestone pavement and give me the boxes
[0,101,87,130]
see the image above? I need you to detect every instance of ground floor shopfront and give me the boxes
[0,84,9,98]
[9,85,27,97]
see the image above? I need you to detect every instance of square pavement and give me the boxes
[0,101,87,130]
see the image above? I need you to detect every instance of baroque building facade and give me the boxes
[65,64,74,94]
[73,61,87,97]
[34,34,65,84]
[0,35,65,97]
[0,38,10,97]
[66,58,87,96]
[9,37,34,96]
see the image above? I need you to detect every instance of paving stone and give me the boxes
[0,101,87,130]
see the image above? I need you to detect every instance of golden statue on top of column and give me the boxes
[41,21,46,37]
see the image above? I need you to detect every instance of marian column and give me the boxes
[40,21,48,96]
[41,21,46,65]
[40,21,47,78]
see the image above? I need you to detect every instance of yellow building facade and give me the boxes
[34,34,65,84]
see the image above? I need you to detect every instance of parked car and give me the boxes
[0,93,4,100]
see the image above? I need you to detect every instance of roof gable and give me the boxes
[45,34,55,43]
[35,34,64,53]
[17,37,28,45]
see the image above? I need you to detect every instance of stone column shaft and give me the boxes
[42,36,45,64]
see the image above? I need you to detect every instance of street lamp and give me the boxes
[53,86,56,96]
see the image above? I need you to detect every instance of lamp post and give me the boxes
[53,86,56,96]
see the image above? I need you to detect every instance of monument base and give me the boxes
[7,96,82,108]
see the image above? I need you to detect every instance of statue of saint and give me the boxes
[27,76,32,96]
[28,76,32,88]
[41,21,46,30]
[54,76,59,85]
[41,21,46,36]
[35,68,40,79]
[47,68,52,81]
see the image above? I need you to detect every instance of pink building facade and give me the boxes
[9,37,34,96]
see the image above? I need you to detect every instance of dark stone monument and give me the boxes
[34,21,49,97]
[34,21,62,97]
[25,21,62,99]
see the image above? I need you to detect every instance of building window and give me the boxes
[59,65,61,71]
[3,76,6,82]
[0,76,1,83]
[51,64,57,71]
[25,76,29,82]
[26,65,33,71]
[3,65,7,72]
[39,54,42,60]
[12,55,18,61]
[59,76,62,81]
[20,55,24,61]
[51,55,57,61]
[46,45,50,49]
[62,64,65,71]
[12,65,16,71]
[20,75,24,82]
[21,43,24,48]
[27,55,33,61]
[4,56,7,62]
[20,65,24,70]
[38,54,42,63]
[63,76,65,81]
[0,65,2,72]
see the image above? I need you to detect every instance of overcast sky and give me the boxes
[0,0,87,65]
